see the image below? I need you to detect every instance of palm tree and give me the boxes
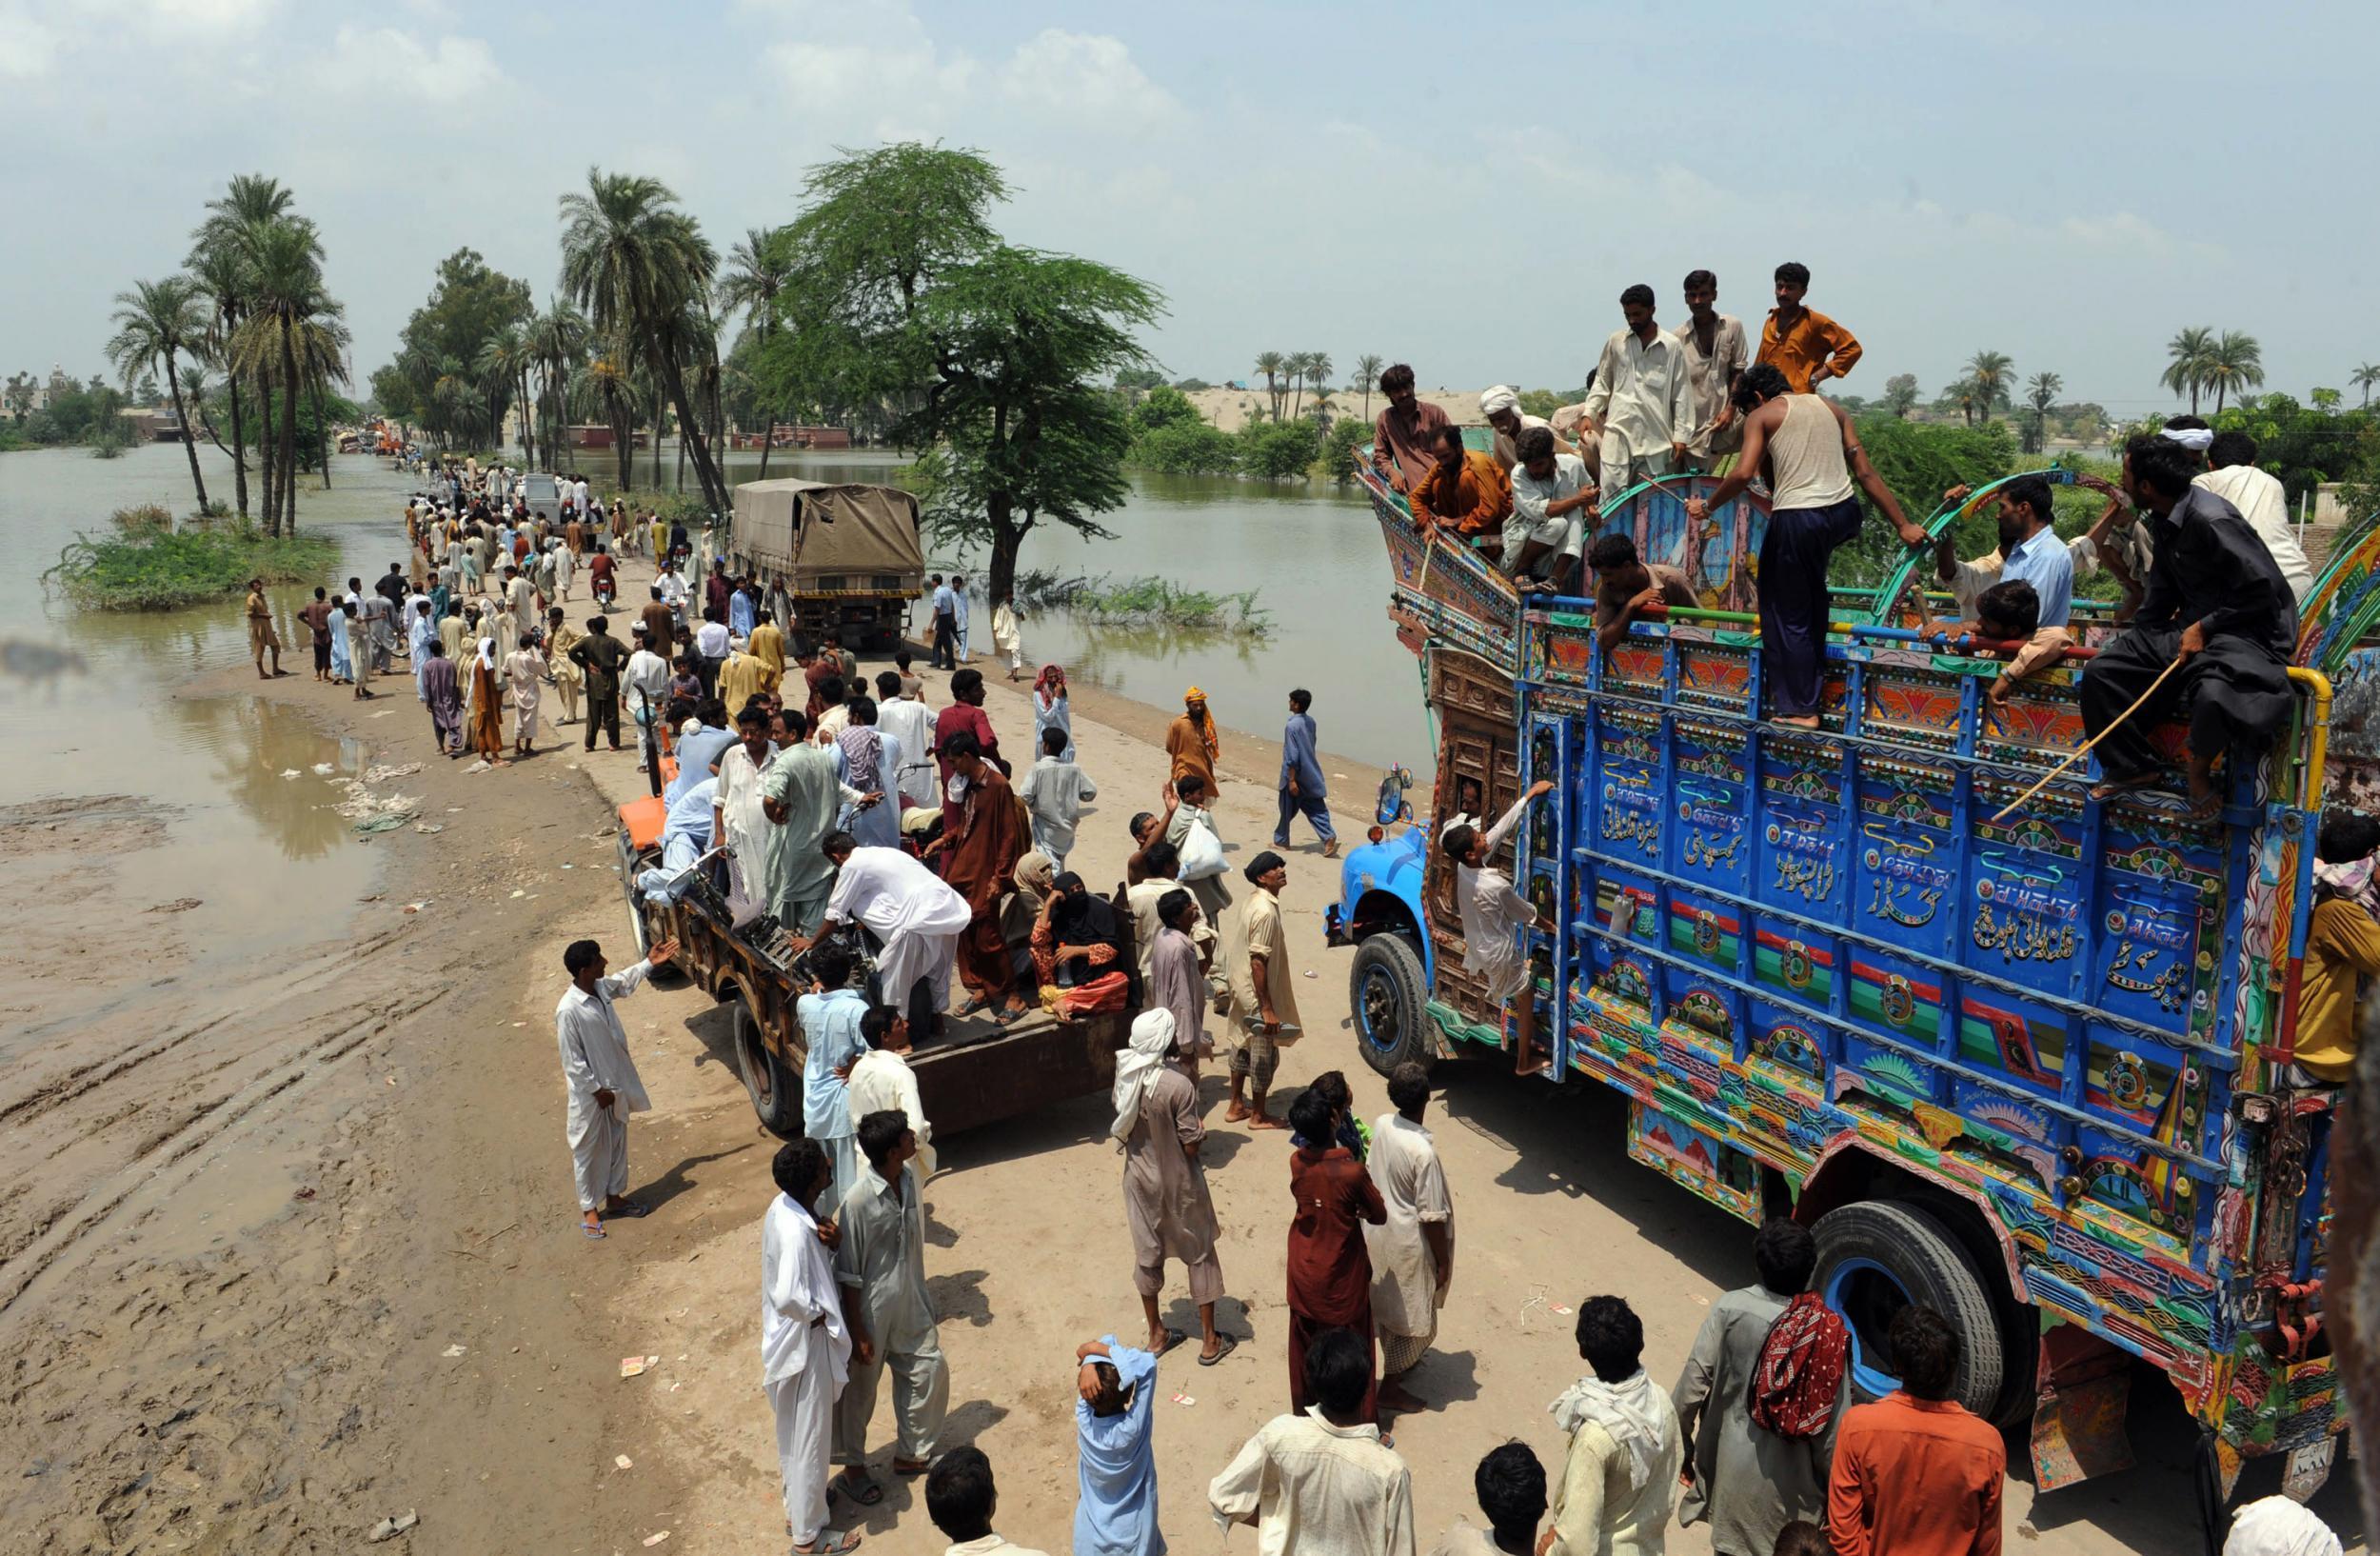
[1254,351,1285,422]
[1297,351,1333,421]
[717,226,792,479]
[526,298,590,469]
[241,215,327,533]
[2203,330,2265,414]
[2162,326,2215,414]
[558,169,727,513]
[2353,362,2380,409]
[295,302,351,489]
[581,348,638,489]
[188,175,292,521]
[2022,370,2063,455]
[1965,350,2014,425]
[106,276,211,512]
[477,324,532,466]
[1352,353,1384,422]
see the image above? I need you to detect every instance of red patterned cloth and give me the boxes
[1747,1291,1850,1440]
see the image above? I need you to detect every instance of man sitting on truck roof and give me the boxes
[1410,423,1513,550]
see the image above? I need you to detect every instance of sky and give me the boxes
[4,0,2374,414]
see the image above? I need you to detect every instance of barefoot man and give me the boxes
[1111,1008,1233,1366]
[1685,364,1928,728]
[554,934,678,1240]
[1440,780,1556,1076]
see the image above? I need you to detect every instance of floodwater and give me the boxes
[625,446,1435,773]
[0,435,1425,1046]
[0,444,403,1046]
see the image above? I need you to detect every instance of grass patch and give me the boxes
[1014,569,1269,635]
[48,509,340,611]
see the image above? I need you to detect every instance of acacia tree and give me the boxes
[766,143,1158,604]
[1882,373,1919,419]
[106,276,211,511]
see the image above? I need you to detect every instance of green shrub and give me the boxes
[1129,418,1240,475]
[48,526,339,611]
[1236,417,1322,480]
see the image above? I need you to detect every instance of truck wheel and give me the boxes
[1904,1186,2039,1428]
[733,996,801,1138]
[1349,933,1432,1078]
[1813,1199,2005,1420]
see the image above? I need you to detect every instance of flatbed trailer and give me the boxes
[612,794,1133,1140]
[1331,443,2367,1530]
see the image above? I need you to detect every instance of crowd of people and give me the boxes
[313,353,2351,1556]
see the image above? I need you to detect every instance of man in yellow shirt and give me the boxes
[2295,814,2380,1085]
[1755,262,1861,394]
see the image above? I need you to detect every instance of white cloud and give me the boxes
[320,25,503,105]
[0,10,61,78]
[996,30,1180,133]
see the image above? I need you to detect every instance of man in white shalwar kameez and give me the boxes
[554,935,678,1239]
[847,1006,936,1179]
[1364,1063,1456,1412]
[813,836,972,1027]
[1440,779,1555,1075]
[715,705,781,923]
[762,1139,858,1554]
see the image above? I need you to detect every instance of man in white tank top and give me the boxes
[1685,365,1928,727]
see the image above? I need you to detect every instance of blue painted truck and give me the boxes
[1328,451,2364,1515]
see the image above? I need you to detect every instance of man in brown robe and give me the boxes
[639,587,675,662]
[1285,1086,1386,1424]
[1111,1009,1231,1364]
[931,730,1031,1021]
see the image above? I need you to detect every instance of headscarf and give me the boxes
[1051,880,1121,949]
[2160,425,2215,451]
[1479,385,1520,417]
[2314,855,2380,920]
[839,721,884,787]
[1109,1008,1177,1146]
[1745,1291,1850,1440]
[2224,1497,2343,1556]
[475,634,498,671]
[1550,1369,1670,1494]
[1012,849,1055,911]
[1034,663,1066,709]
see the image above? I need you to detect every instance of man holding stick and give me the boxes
[2078,435,2296,819]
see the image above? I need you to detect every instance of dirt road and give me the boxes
[0,532,2358,1553]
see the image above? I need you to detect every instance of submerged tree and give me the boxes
[106,276,212,511]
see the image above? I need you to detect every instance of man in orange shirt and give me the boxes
[1756,262,1862,393]
[1826,1305,2003,1556]
[1410,424,1513,549]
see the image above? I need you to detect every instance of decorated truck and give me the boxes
[1328,439,2365,1526]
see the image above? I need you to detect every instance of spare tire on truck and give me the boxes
[1349,933,1432,1076]
[1811,1198,2006,1420]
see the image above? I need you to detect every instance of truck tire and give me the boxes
[1813,1199,2005,1420]
[1904,1186,2039,1428]
[1349,933,1432,1077]
[733,996,802,1138]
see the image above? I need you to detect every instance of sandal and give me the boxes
[1198,1333,1240,1366]
[830,1471,883,1507]
[580,1222,605,1240]
[795,1531,863,1555]
[1154,1327,1187,1358]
